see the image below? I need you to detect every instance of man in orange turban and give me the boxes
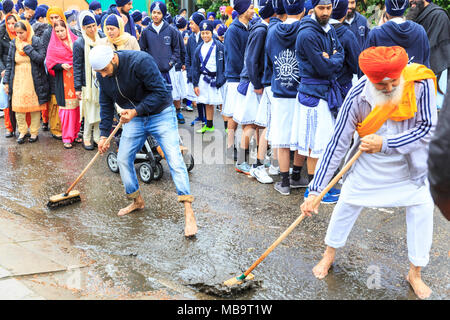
[301,46,437,299]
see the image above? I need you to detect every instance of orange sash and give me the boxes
[356,63,437,137]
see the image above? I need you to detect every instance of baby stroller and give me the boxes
[106,114,194,184]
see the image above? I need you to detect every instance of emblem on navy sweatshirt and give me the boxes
[164,36,171,45]
[274,49,300,88]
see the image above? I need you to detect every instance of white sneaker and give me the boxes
[268,165,280,175]
[250,166,273,184]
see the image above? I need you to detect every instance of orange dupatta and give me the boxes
[4,13,20,40]
[15,20,34,56]
[356,63,437,137]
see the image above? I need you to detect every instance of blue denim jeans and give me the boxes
[117,105,192,202]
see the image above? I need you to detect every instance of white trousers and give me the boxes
[325,199,434,267]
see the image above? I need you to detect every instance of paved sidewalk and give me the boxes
[0,209,189,300]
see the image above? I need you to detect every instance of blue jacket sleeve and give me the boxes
[344,31,361,75]
[246,28,266,90]
[169,28,180,68]
[99,83,116,137]
[133,54,172,116]
[73,39,84,91]
[224,27,245,78]
[138,29,148,53]
[185,37,193,82]
[299,33,345,78]
[192,46,201,87]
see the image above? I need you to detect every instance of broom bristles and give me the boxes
[47,190,81,209]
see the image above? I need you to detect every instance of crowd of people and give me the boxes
[0,0,449,299]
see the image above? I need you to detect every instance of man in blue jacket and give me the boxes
[223,0,254,161]
[89,45,197,238]
[139,1,182,123]
[365,0,430,68]
[291,0,345,202]
[343,0,369,52]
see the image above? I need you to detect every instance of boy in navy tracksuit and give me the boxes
[223,0,253,161]
[292,0,345,202]
[186,12,207,126]
[235,0,276,182]
[192,20,226,134]
[330,0,361,97]
[343,0,369,52]
[365,0,430,68]
[266,0,307,195]
[139,1,182,123]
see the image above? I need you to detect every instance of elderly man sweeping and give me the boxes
[89,45,197,237]
[301,46,437,299]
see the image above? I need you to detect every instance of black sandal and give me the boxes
[64,143,73,149]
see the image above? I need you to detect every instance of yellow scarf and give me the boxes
[104,14,130,49]
[356,63,437,137]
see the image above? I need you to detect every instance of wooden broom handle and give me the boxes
[243,149,363,277]
[65,122,123,195]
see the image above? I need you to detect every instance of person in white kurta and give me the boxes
[301,46,437,300]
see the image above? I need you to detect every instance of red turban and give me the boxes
[359,46,409,83]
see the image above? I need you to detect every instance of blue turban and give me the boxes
[213,19,221,27]
[34,5,47,19]
[272,0,286,14]
[175,15,187,29]
[105,14,120,28]
[331,0,348,19]
[190,12,204,26]
[23,0,36,10]
[385,0,408,17]
[131,10,142,22]
[282,0,305,15]
[199,19,214,33]
[115,0,131,7]
[142,16,150,26]
[150,1,167,17]
[311,0,332,7]
[89,1,101,11]
[2,0,14,13]
[217,24,227,36]
[207,11,216,19]
[234,0,252,15]
[164,12,172,24]
[304,0,313,13]
[0,3,3,11]
[82,15,96,26]
[259,0,275,19]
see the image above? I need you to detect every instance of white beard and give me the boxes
[367,77,405,107]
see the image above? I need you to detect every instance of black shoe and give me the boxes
[28,136,38,143]
[5,131,14,138]
[42,123,49,131]
[25,132,31,138]
[83,141,94,150]
[17,136,25,144]
[52,134,62,140]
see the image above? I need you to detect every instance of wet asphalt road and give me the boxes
[0,111,449,300]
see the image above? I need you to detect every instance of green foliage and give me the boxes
[167,0,179,16]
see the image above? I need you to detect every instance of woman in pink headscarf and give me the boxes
[45,19,80,149]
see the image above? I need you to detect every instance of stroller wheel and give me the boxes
[153,162,164,181]
[107,152,119,173]
[138,162,154,183]
[183,153,194,172]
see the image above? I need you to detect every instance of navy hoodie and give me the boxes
[240,22,269,90]
[296,16,344,101]
[97,50,172,137]
[261,17,282,87]
[343,12,369,51]
[185,32,203,83]
[224,18,249,82]
[331,22,361,95]
[174,28,186,71]
[266,20,302,98]
[139,21,180,75]
[365,20,430,68]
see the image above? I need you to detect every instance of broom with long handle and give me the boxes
[47,121,124,208]
[224,149,363,286]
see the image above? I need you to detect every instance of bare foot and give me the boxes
[184,204,198,237]
[118,196,145,216]
[406,266,432,299]
[313,247,335,279]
